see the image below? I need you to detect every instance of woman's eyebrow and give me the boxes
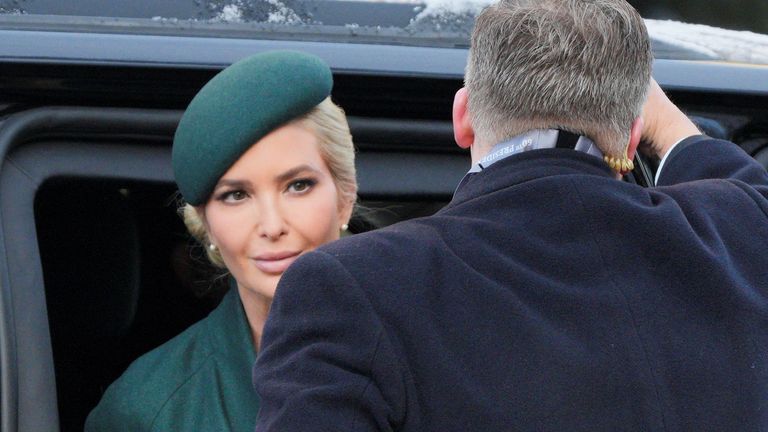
[275,165,320,183]
[213,179,250,190]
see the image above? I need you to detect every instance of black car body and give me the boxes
[1,3,768,431]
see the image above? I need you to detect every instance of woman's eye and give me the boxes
[219,190,248,203]
[287,179,315,194]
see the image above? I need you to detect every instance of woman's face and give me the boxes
[202,123,353,301]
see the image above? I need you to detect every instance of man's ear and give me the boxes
[627,116,643,161]
[452,87,475,149]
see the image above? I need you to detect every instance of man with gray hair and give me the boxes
[254,0,768,430]
[462,0,652,167]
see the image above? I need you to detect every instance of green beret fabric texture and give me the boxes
[172,50,333,205]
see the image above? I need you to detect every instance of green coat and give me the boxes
[85,286,259,431]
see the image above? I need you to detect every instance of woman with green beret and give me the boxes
[85,50,357,431]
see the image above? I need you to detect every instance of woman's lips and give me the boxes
[251,251,301,275]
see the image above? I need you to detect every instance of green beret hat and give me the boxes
[172,50,333,205]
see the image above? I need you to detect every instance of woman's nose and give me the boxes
[255,198,287,240]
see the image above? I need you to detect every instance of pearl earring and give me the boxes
[341,223,349,231]
[209,244,217,252]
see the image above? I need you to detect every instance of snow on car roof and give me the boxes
[645,19,768,64]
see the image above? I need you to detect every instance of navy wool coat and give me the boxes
[254,137,768,431]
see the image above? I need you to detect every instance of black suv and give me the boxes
[1,2,768,431]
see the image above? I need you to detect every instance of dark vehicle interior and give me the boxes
[0,60,471,431]
[1,15,768,432]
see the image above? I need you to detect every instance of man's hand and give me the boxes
[640,78,700,159]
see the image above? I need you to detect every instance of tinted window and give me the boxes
[1,0,767,64]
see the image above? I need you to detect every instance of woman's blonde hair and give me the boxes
[180,97,357,268]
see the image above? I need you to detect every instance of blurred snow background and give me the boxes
[410,0,768,63]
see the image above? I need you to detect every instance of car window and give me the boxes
[1,0,767,64]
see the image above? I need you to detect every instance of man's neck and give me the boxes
[470,143,488,165]
[468,129,603,172]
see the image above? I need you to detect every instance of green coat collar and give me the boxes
[206,279,257,371]
[85,278,261,431]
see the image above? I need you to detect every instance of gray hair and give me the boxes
[465,0,652,156]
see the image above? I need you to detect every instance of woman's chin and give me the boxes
[234,274,281,301]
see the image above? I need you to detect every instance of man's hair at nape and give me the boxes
[465,0,652,156]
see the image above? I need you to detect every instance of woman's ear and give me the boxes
[195,205,208,227]
[194,205,215,245]
[338,197,355,231]
[453,87,475,149]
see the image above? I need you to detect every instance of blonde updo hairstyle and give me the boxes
[180,97,357,268]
